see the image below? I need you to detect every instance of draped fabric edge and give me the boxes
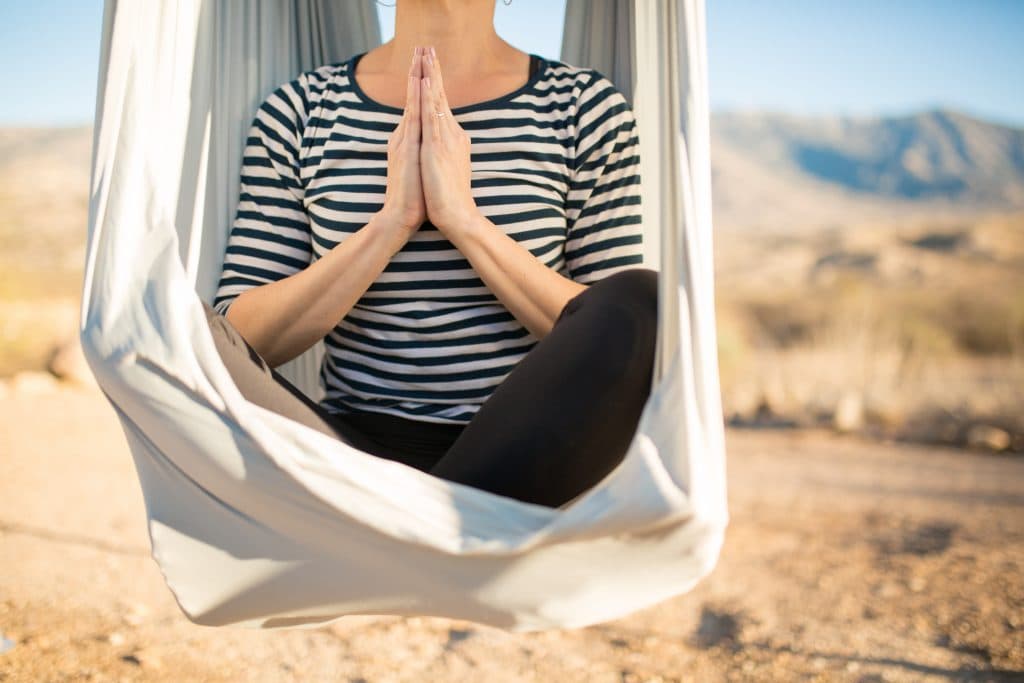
[78,0,729,631]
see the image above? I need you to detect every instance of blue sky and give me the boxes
[1,0,1021,127]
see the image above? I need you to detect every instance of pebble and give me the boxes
[48,335,99,388]
[833,391,865,432]
[122,602,150,626]
[966,424,1011,452]
[122,647,162,669]
[9,371,60,395]
[0,632,14,654]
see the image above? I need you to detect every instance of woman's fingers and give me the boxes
[395,47,421,143]
[426,47,454,123]
[420,61,441,143]
[407,47,421,143]
[421,46,456,141]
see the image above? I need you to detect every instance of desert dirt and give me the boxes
[1,385,1021,682]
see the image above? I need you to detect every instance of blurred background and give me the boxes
[1,2,1021,681]
[2,0,1021,452]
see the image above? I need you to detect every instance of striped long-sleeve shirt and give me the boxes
[213,51,643,424]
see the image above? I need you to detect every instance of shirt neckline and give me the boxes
[346,51,549,116]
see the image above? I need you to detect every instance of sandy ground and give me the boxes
[1,386,1022,682]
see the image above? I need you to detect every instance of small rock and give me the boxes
[966,424,1011,452]
[122,602,150,626]
[833,391,864,432]
[10,371,60,395]
[122,647,162,669]
[0,633,15,654]
[48,336,99,388]
[107,632,126,646]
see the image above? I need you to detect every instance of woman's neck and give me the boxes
[377,0,513,77]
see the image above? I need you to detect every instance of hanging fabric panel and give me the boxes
[80,0,728,631]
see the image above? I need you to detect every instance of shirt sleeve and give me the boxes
[211,73,314,316]
[563,69,644,285]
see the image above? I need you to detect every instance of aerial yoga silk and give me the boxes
[81,0,727,631]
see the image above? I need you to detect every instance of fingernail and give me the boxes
[424,76,430,88]
[430,46,436,59]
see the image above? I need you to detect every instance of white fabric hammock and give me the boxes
[81,0,728,631]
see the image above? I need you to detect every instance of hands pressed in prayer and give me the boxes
[379,47,428,236]
[416,46,482,238]
[380,45,480,239]
[380,45,586,339]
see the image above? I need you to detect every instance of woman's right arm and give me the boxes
[224,210,413,368]
[218,49,426,368]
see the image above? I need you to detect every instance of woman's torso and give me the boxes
[222,52,644,425]
[306,54,572,423]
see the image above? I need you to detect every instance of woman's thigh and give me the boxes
[203,301,466,470]
[430,268,659,507]
[201,301,385,454]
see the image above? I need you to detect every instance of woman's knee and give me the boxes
[567,268,658,329]
[559,268,659,372]
[596,267,658,313]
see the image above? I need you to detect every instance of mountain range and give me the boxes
[710,108,1024,230]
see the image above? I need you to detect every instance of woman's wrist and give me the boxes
[368,208,419,254]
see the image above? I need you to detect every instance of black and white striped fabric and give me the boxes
[213,51,644,424]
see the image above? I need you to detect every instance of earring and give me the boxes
[375,0,508,7]
[376,0,508,7]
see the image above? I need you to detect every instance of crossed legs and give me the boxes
[430,268,659,506]
[202,267,659,508]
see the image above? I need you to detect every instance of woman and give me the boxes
[205,0,657,508]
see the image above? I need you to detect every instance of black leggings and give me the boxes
[203,268,659,508]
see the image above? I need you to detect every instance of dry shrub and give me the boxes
[717,266,1024,446]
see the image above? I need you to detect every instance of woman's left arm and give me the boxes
[417,48,584,339]
[448,213,587,339]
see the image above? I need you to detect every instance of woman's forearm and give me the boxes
[224,211,412,368]
[447,213,587,339]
